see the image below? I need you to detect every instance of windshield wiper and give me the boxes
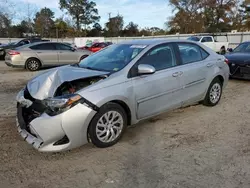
[82,66,105,72]
[71,63,79,67]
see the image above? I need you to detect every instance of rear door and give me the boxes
[174,42,214,105]
[54,43,78,64]
[30,43,58,65]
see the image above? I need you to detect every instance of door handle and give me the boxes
[37,52,42,53]
[206,63,213,67]
[172,72,180,77]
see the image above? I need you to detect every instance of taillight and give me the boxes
[8,50,20,55]
[224,59,229,64]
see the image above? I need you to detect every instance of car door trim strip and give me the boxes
[137,87,182,104]
[184,78,205,89]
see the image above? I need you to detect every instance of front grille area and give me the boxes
[17,87,47,136]
[229,63,250,78]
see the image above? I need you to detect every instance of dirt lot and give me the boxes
[0,62,250,188]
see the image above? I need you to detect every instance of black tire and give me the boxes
[0,50,5,60]
[25,58,41,71]
[88,102,127,148]
[203,78,222,106]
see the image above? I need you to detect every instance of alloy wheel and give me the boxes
[95,111,124,143]
[209,83,221,104]
[27,60,39,71]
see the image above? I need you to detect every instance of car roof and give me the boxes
[28,41,63,46]
[118,39,196,45]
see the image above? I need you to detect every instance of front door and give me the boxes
[131,43,183,119]
[54,43,78,64]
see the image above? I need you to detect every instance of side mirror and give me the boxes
[138,64,156,75]
[227,48,233,52]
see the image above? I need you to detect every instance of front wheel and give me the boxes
[203,78,222,106]
[88,103,127,148]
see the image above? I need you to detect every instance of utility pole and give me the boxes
[108,12,111,20]
[56,27,58,42]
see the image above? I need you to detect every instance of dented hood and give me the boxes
[27,65,108,100]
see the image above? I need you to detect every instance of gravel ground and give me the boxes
[0,62,250,188]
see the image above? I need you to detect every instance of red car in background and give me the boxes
[78,42,112,53]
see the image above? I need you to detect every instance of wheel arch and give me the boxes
[202,74,225,100]
[214,75,224,86]
[86,99,132,143]
[109,100,132,126]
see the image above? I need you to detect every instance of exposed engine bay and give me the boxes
[54,76,106,96]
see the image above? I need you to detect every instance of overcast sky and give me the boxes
[16,0,172,29]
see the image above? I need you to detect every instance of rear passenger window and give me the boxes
[177,43,208,64]
[30,43,55,50]
[200,48,209,59]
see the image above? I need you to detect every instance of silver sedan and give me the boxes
[5,42,91,71]
[16,39,229,152]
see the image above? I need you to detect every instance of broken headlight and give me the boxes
[44,94,82,116]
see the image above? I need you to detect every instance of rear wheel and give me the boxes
[26,58,41,71]
[203,78,222,106]
[88,102,127,148]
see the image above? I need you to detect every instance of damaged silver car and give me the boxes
[16,39,229,152]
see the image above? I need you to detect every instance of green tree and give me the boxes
[167,0,237,33]
[34,7,55,37]
[0,13,11,37]
[123,22,139,36]
[59,0,100,32]
[105,14,124,37]
[139,27,152,36]
[87,23,102,36]
[55,18,69,38]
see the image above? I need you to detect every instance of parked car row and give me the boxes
[15,39,230,152]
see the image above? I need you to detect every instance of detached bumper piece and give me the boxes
[229,63,250,80]
[17,125,43,149]
[17,104,43,149]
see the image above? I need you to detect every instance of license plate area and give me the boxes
[240,67,250,74]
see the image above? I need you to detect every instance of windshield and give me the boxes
[9,41,18,45]
[15,43,34,50]
[187,36,201,41]
[78,44,147,72]
[233,43,250,53]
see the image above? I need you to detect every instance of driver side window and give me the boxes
[137,44,177,71]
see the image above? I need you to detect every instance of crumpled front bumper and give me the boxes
[16,89,97,152]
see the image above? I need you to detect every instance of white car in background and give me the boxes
[188,35,229,54]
